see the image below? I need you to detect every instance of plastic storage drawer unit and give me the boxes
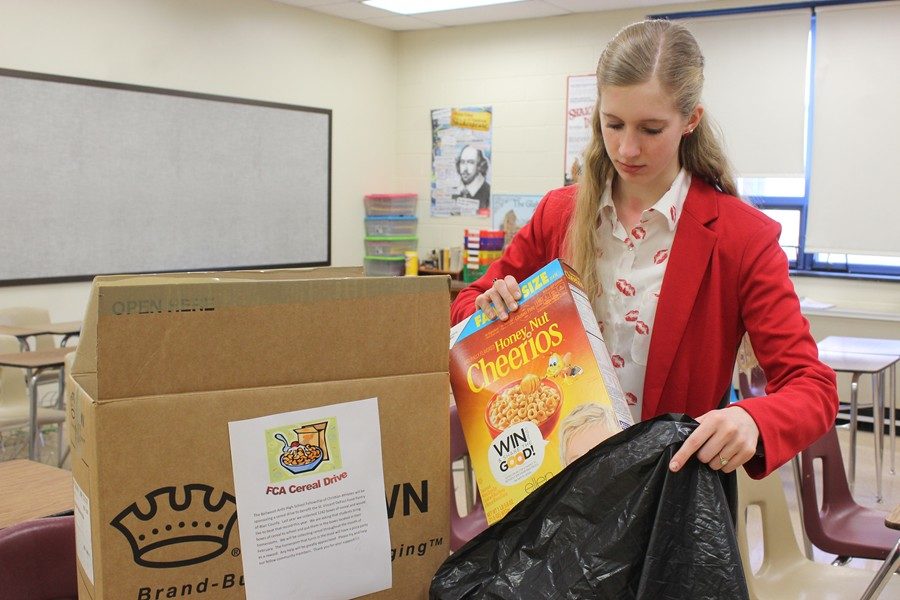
[364,236,418,257]
[364,256,405,277]
[365,216,418,237]
[364,194,417,217]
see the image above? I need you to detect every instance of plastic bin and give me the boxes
[364,236,418,257]
[365,216,418,237]
[364,194,417,217]
[364,256,405,277]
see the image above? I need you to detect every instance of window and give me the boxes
[656,2,900,281]
[738,177,805,267]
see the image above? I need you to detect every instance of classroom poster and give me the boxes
[565,75,598,186]
[431,106,493,218]
[491,194,542,248]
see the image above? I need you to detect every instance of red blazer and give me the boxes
[451,178,838,478]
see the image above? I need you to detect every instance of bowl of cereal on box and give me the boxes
[280,442,325,474]
[485,374,562,439]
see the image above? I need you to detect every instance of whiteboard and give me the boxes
[0,68,331,285]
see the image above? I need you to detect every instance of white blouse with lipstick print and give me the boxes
[593,169,690,424]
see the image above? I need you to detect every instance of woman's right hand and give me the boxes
[475,275,522,321]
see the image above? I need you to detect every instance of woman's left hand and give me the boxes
[668,406,760,473]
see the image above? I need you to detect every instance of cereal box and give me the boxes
[449,259,634,524]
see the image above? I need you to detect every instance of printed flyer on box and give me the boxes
[228,398,391,600]
[449,260,633,524]
[431,106,493,218]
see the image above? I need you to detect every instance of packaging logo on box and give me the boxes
[110,484,238,569]
[450,260,634,524]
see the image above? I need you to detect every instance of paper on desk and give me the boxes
[228,398,391,600]
[799,297,836,310]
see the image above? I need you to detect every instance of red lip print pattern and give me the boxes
[635,320,650,335]
[615,279,636,296]
[625,392,638,406]
[611,354,625,368]
[670,206,677,222]
[624,237,634,249]
[624,309,639,322]
[653,249,669,264]
[631,226,646,240]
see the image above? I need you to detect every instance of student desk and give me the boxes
[0,459,73,529]
[0,346,76,460]
[818,336,900,474]
[0,320,82,351]
[817,348,899,503]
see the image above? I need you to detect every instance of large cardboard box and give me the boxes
[449,260,633,524]
[67,267,451,599]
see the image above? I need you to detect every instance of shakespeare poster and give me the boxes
[431,106,493,217]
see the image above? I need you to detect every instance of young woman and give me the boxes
[450,19,837,479]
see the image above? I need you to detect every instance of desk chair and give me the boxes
[0,307,55,352]
[0,515,77,600]
[738,366,767,400]
[799,426,896,563]
[736,469,900,599]
[0,335,66,463]
[449,403,488,551]
[0,307,62,405]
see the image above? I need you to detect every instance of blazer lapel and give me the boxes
[641,179,718,418]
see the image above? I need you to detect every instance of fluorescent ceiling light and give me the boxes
[362,0,524,15]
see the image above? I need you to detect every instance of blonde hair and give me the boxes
[558,402,620,465]
[564,19,737,299]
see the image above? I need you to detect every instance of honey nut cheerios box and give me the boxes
[449,259,634,524]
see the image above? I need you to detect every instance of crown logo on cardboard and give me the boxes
[111,484,237,569]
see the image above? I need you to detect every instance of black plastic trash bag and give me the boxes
[430,414,749,600]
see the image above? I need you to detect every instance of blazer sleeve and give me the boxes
[733,220,839,478]
[449,187,574,325]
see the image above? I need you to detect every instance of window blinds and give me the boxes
[685,11,809,178]
[806,1,900,256]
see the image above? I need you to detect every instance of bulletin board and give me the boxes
[0,68,331,285]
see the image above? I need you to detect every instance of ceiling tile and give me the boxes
[363,15,444,30]
[423,1,569,27]
[279,0,723,31]
[272,0,347,8]
[309,1,391,19]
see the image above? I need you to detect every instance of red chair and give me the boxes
[738,364,767,400]
[740,362,896,562]
[799,426,896,562]
[0,515,77,600]
[449,404,488,551]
